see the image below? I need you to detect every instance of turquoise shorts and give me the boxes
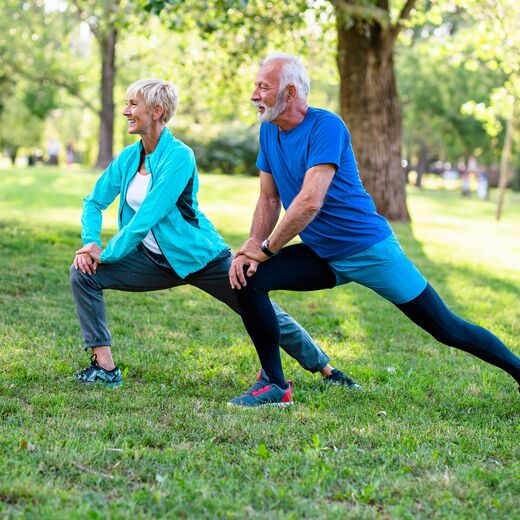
[329,234,427,304]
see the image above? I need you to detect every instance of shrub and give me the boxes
[178,126,259,175]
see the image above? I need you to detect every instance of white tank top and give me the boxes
[126,173,162,254]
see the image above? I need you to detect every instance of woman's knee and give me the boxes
[70,264,93,289]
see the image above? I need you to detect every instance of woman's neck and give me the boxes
[141,125,165,155]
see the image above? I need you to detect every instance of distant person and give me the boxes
[228,53,520,407]
[461,171,471,197]
[47,138,60,166]
[70,78,358,389]
[477,169,489,200]
[66,142,75,167]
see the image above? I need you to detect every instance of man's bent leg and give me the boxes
[234,244,337,388]
[186,251,330,372]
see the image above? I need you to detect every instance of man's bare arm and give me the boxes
[268,164,335,252]
[237,164,336,263]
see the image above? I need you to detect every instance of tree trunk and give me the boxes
[496,110,514,221]
[415,142,430,188]
[336,14,410,221]
[95,27,117,170]
[8,147,18,165]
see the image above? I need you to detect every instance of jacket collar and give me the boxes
[139,127,173,167]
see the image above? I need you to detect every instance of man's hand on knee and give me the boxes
[229,254,259,289]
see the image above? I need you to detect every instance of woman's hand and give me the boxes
[74,243,103,274]
[73,252,98,275]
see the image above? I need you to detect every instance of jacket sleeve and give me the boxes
[81,155,123,247]
[100,147,194,263]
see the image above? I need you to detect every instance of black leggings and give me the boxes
[235,244,520,389]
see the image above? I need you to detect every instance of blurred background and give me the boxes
[1,0,518,221]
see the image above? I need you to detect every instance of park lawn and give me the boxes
[0,166,519,519]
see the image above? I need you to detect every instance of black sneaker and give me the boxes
[76,354,123,388]
[324,368,361,389]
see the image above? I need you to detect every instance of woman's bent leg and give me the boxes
[396,283,520,386]
[235,244,336,388]
[70,247,183,350]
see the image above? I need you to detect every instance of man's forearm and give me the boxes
[268,194,320,252]
[249,194,281,241]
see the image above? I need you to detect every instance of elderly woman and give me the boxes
[70,78,357,390]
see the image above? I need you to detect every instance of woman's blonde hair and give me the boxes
[126,79,179,123]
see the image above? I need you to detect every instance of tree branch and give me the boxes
[7,61,99,115]
[397,0,418,24]
[332,0,391,30]
[390,0,419,41]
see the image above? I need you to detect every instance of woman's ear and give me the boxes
[153,105,164,121]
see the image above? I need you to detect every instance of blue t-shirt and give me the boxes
[256,107,392,259]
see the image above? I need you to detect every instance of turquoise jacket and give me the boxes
[81,128,227,278]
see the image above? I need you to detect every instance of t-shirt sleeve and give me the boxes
[306,114,349,171]
[256,124,272,174]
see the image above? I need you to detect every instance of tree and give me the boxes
[456,0,519,219]
[71,0,122,168]
[397,37,505,187]
[331,0,422,220]
[0,0,156,169]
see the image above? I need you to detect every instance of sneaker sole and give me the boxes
[77,380,123,388]
[324,381,362,390]
[227,401,293,408]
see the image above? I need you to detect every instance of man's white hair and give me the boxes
[126,78,179,123]
[264,53,310,100]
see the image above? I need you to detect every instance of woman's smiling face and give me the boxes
[122,92,154,136]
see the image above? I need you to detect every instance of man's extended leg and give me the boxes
[396,283,520,387]
[185,249,332,373]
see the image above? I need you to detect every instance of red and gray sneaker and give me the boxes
[245,369,270,394]
[227,380,293,408]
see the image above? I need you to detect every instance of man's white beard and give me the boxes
[254,91,287,122]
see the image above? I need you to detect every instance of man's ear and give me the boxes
[286,84,297,101]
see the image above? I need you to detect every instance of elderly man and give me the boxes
[228,53,520,407]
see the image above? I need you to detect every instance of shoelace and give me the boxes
[77,354,101,378]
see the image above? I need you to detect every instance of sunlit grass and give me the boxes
[0,166,519,518]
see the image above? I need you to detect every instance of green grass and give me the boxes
[0,166,519,519]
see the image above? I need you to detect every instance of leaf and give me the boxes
[257,442,270,460]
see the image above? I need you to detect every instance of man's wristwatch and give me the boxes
[260,239,276,258]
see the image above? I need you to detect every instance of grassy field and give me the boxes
[0,166,519,519]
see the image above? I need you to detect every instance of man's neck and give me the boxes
[273,103,309,132]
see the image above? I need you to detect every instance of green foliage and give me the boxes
[397,36,506,165]
[178,126,259,175]
[0,167,519,517]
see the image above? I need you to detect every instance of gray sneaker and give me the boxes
[76,354,123,388]
[228,381,293,408]
[324,368,361,389]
